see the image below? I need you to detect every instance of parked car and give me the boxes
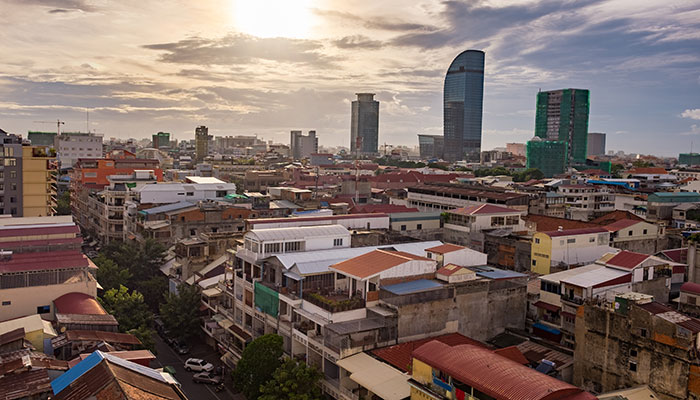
[172,339,190,355]
[184,358,214,373]
[193,371,222,384]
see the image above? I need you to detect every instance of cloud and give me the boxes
[143,34,335,66]
[314,9,438,32]
[682,109,700,120]
[333,35,383,49]
[8,0,95,12]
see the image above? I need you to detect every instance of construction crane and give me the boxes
[33,119,65,135]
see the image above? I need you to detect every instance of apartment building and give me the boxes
[21,145,57,217]
[647,192,700,222]
[531,227,614,275]
[54,132,103,168]
[406,183,530,213]
[443,204,525,248]
[556,184,615,221]
[0,216,97,321]
[134,177,236,205]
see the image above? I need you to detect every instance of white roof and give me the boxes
[0,215,74,227]
[247,224,350,242]
[186,255,228,285]
[559,265,630,288]
[185,176,226,184]
[197,274,225,289]
[541,263,603,284]
[277,241,443,276]
[0,314,57,337]
[136,182,235,192]
[337,352,409,400]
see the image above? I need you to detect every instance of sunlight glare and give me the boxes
[233,0,314,38]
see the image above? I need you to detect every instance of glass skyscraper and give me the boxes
[350,93,379,156]
[443,50,485,162]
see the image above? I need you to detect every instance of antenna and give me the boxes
[86,108,90,133]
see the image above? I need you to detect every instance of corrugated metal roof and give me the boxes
[0,250,89,273]
[560,266,630,289]
[382,279,443,295]
[0,368,52,399]
[412,341,596,400]
[330,250,433,280]
[544,227,608,237]
[604,219,641,232]
[451,203,520,216]
[425,243,465,254]
[605,251,650,270]
[681,282,700,295]
[247,224,349,242]
[53,292,106,315]
[138,201,194,215]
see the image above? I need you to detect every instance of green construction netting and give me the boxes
[254,281,279,317]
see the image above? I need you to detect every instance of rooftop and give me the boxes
[246,224,349,242]
[329,249,433,280]
[681,282,700,295]
[605,250,651,270]
[53,293,106,315]
[0,250,90,273]
[603,219,642,232]
[450,203,521,216]
[382,279,444,295]
[425,243,466,254]
[543,227,608,237]
[524,214,597,232]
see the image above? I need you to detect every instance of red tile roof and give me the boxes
[603,219,641,232]
[524,214,597,232]
[54,293,106,315]
[493,346,530,365]
[371,333,487,373]
[425,243,465,254]
[0,250,89,273]
[451,203,520,216]
[628,167,668,175]
[660,248,688,264]
[412,341,596,400]
[329,250,433,280]
[605,250,650,269]
[681,282,700,295]
[543,227,608,237]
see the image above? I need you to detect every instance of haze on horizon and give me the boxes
[0,0,698,156]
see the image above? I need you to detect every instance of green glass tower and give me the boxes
[535,88,589,166]
[526,138,567,178]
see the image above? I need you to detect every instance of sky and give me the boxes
[0,0,699,156]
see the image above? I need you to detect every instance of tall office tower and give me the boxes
[443,50,485,162]
[195,125,209,163]
[0,129,24,216]
[290,130,319,160]
[417,134,444,160]
[587,132,606,156]
[350,93,379,156]
[152,132,170,149]
[526,137,568,178]
[535,88,590,165]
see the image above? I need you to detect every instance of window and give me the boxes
[689,296,697,305]
[629,348,638,357]
[10,183,16,191]
[491,216,505,226]
[506,215,520,225]
[9,170,16,179]
[186,192,194,196]
[190,229,196,236]
[264,242,282,253]
[629,361,637,372]
[84,172,97,178]
[535,238,540,244]
[216,190,227,197]
[284,241,302,252]
[4,158,16,166]
[333,238,343,247]
[401,225,407,231]
[532,260,537,266]
[640,328,647,338]
[37,305,50,314]
[567,238,576,244]
[628,230,633,236]
[417,224,422,230]
[9,197,15,203]
[643,229,648,235]
[1,301,10,306]
[427,252,433,259]
[589,237,595,243]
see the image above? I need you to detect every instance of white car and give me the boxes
[184,358,214,372]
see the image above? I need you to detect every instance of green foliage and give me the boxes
[232,334,284,400]
[374,157,426,169]
[512,168,544,182]
[611,163,625,178]
[99,285,155,352]
[632,160,654,168]
[427,162,449,171]
[128,326,155,353]
[159,283,201,341]
[99,239,166,306]
[94,254,132,292]
[259,359,322,400]
[689,233,700,242]
[56,190,71,215]
[139,275,168,312]
[454,166,472,172]
[304,292,364,312]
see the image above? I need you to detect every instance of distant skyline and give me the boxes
[0,0,698,157]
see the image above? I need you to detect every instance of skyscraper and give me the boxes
[195,125,209,162]
[535,88,590,165]
[350,93,379,156]
[587,132,606,156]
[290,130,318,160]
[526,137,567,178]
[443,50,485,162]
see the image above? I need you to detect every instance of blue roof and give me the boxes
[533,322,561,335]
[587,180,636,190]
[138,201,194,215]
[648,192,700,203]
[382,279,443,295]
[470,266,526,280]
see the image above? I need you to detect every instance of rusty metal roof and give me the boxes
[0,369,52,400]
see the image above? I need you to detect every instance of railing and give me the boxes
[321,379,359,400]
[561,295,585,305]
[303,292,365,313]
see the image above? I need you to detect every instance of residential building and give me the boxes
[443,49,485,162]
[535,88,590,166]
[530,227,613,275]
[152,131,170,149]
[556,183,615,221]
[0,314,57,352]
[533,252,676,348]
[290,130,319,160]
[389,212,441,235]
[405,183,530,213]
[51,350,186,400]
[603,219,665,254]
[529,192,567,217]
[244,169,287,192]
[0,216,98,321]
[21,144,57,217]
[418,134,444,160]
[409,340,596,400]
[246,213,390,231]
[350,93,379,156]
[627,171,677,191]
[133,177,236,205]
[574,294,700,399]
[506,142,526,157]
[526,137,567,177]
[195,125,210,162]
[443,204,525,248]
[0,129,24,217]
[647,191,700,222]
[587,132,606,156]
[27,131,56,146]
[678,282,700,317]
[425,243,487,268]
[54,132,103,168]
[680,153,700,166]
[673,202,700,229]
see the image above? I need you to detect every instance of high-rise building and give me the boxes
[22,145,57,217]
[152,132,170,149]
[587,132,606,156]
[443,50,485,162]
[195,125,210,162]
[417,134,444,160]
[506,143,526,157]
[535,88,590,166]
[54,132,103,169]
[0,129,24,216]
[679,153,700,166]
[526,137,567,178]
[290,130,318,160]
[350,93,379,156]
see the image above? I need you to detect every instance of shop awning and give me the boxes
[533,301,561,313]
[337,353,410,400]
[202,287,223,298]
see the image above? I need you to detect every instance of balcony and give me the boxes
[561,295,585,305]
[303,292,365,313]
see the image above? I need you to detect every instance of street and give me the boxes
[151,333,244,400]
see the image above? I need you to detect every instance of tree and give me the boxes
[56,191,71,215]
[233,334,284,400]
[259,359,322,400]
[159,283,201,341]
[139,275,168,312]
[513,168,544,182]
[99,285,153,332]
[94,254,132,292]
[611,163,625,178]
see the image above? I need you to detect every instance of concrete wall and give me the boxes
[0,280,97,322]
[483,234,532,272]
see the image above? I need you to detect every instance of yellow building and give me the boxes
[531,227,612,275]
[21,145,57,217]
[0,314,57,352]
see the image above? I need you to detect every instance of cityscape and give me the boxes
[0,1,699,400]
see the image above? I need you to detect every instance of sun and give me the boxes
[232,0,314,39]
